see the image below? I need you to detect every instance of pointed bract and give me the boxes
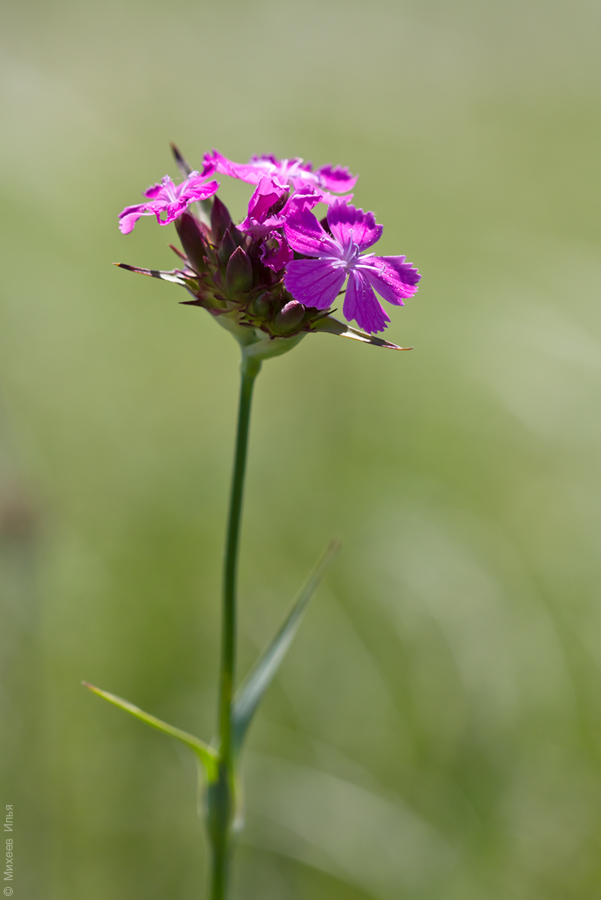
[170,142,194,178]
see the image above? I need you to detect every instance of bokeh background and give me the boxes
[2,0,601,897]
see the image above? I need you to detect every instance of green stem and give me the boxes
[210,352,261,900]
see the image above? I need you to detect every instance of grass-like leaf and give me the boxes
[232,539,340,753]
[83,682,218,778]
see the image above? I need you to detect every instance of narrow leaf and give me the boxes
[313,315,412,350]
[83,682,218,776]
[232,539,340,752]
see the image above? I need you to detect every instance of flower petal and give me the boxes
[203,150,355,195]
[118,207,154,234]
[202,150,278,186]
[316,189,354,207]
[261,233,293,271]
[343,270,391,333]
[179,174,219,203]
[238,176,288,235]
[316,164,358,193]
[144,177,171,200]
[280,186,323,217]
[362,255,421,306]
[285,258,346,310]
[154,199,189,226]
[283,208,339,257]
[119,173,219,234]
[327,201,383,251]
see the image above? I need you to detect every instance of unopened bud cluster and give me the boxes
[174,200,328,340]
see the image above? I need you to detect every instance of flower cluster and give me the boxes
[117,145,420,351]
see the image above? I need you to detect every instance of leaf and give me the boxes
[312,315,412,350]
[231,539,340,753]
[83,682,218,778]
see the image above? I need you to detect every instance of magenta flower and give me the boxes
[118,171,220,235]
[203,150,357,198]
[237,178,325,272]
[237,177,289,238]
[238,179,323,238]
[260,232,293,272]
[283,201,420,334]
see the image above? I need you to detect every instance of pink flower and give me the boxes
[202,151,356,199]
[237,178,324,271]
[237,177,290,238]
[239,180,325,236]
[118,172,219,235]
[283,201,420,334]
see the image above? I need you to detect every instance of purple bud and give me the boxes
[272,300,306,335]
[175,212,208,274]
[226,247,253,295]
[218,227,238,265]
[211,195,233,244]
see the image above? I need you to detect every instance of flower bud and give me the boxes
[211,195,233,244]
[250,292,273,319]
[272,300,306,335]
[218,227,237,265]
[175,212,208,274]
[226,247,253,296]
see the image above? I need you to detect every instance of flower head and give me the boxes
[283,201,420,334]
[118,171,220,234]
[116,144,418,354]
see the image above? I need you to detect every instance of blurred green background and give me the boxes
[2,0,601,897]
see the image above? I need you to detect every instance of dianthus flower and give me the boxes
[118,171,219,234]
[203,151,356,199]
[116,144,419,350]
[237,178,321,271]
[284,201,421,334]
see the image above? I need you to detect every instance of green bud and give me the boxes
[226,247,253,296]
[250,292,273,319]
[272,300,306,335]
